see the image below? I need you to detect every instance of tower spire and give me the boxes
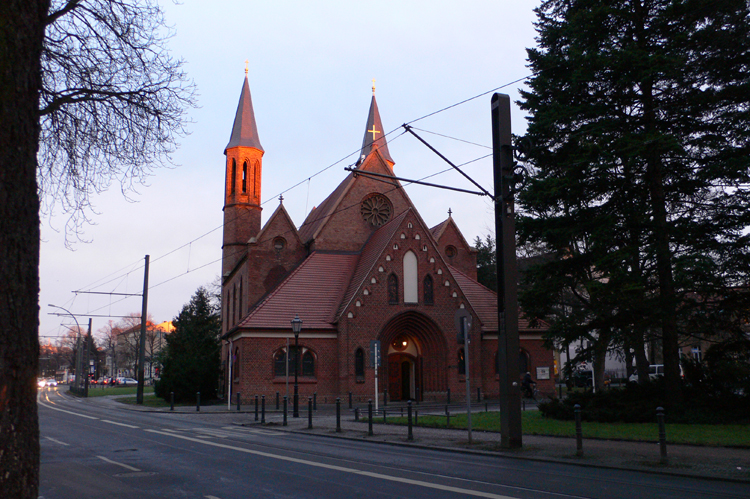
[359,82,394,166]
[225,75,263,154]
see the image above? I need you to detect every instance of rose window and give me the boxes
[360,194,392,226]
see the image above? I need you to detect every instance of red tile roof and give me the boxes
[237,252,359,330]
[336,210,410,319]
[448,265,499,331]
[298,173,355,244]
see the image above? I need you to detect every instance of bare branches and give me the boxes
[38,0,197,244]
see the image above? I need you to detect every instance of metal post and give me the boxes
[336,398,342,433]
[307,396,313,429]
[383,408,387,424]
[170,391,174,411]
[447,388,451,404]
[446,406,450,428]
[313,392,317,411]
[477,387,481,402]
[407,400,413,441]
[137,255,150,405]
[368,400,373,436]
[196,392,200,412]
[415,409,418,425]
[255,395,259,421]
[384,388,388,406]
[276,391,280,410]
[657,407,668,464]
[283,396,288,426]
[416,387,420,404]
[261,395,266,424]
[355,407,360,422]
[492,93,522,449]
[236,392,241,411]
[349,391,353,409]
[574,404,583,457]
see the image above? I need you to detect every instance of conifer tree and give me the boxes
[518,0,750,405]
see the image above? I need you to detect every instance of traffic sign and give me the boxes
[369,340,381,367]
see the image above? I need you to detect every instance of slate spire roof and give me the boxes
[359,94,394,165]
[225,76,263,154]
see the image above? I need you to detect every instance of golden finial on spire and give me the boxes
[372,78,376,95]
[245,59,249,75]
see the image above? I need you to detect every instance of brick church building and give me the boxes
[221,74,554,404]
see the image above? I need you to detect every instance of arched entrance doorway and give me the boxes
[379,311,447,401]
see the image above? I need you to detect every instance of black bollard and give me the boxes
[445,406,450,428]
[254,395,259,421]
[415,409,418,425]
[349,391,353,409]
[384,389,388,406]
[657,407,668,464]
[368,400,373,436]
[355,407,360,422]
[283,396,288,426]
[477,387,481,402]
[407,400,413,441]
[308,396,313,429]
[485,402,488,413]
[447,388,451,404]
[196,392,200,412]
[383,408,387,424]
[236,392,241,411]
[170,391,174,411]
[574,404,583,457]
[261,395,266,424]
[313,392,317,411]
[336,398,342,433]
[276,391,280,410]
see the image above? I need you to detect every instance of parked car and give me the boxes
[628,364,664,383]
[116,377,138,386]
[566,370,593,389]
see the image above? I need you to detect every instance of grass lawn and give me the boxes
[376,410,750,447]
[86,385,154,397]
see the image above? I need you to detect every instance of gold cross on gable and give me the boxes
[372,78,376,95]
[245,59,249,75]
[368,125,380,141]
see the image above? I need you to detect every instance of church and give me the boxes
[220,74,554,404]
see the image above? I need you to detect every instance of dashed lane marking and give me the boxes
[96,455,141,472]
[44,437,70,446]
[102,419,140,429]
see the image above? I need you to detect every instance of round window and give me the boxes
[273,237,286,251]
[445,245,457,258]
[360,194,393,226]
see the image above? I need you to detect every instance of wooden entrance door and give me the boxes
[388,356,401,401]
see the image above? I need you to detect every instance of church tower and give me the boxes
[223,71,264,276]
[358,80,394,167]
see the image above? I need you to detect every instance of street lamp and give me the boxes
[48,304,82,394]
[291,314,303,418]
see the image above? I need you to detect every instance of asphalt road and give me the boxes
[38,387,749,499]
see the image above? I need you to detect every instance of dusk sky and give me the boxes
[40,1,539,341]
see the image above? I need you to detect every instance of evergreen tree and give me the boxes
[155,287,221,402]
[474,235,497,292]
[518,0,750,405]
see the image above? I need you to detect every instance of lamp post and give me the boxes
[49,304,82,394]
[291,314,302,417]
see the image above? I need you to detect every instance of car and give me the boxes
[116,377,138,386]
[629,364,664,383]
[565,370,593,388]
[45,379,58,387]
[37,378,46,389]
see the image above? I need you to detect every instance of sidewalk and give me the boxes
[99,394,750,483]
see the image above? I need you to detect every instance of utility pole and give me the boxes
[84,318,92,397]
[492,93,522,448]
[136,255,150,405]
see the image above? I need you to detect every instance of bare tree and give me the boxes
[0,1,195,495]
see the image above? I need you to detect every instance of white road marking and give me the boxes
[146,429,518,499]
[101,419,139,429]
[38,399,99,420]
[44,437,70,446]
[96,455,141,472]
[205,496,222,499]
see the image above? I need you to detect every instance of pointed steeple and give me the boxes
[359,82,393,165]
[225,76,263,153]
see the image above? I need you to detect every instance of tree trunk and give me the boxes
[0,1,49,496]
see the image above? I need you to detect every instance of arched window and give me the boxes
[254,161,259,197]
[242,161,247,193]
[355,348,365,379]
[458,348,466,375]
[274,350,287,377]
[230,159,236,195]
[519,349,529,375]
[423,274,434,305]
[403,250,418,303]
[302,351,315,377]
[388,274,399,304]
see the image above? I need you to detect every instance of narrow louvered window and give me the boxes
[388,274,399,304]
[423,274,434,305]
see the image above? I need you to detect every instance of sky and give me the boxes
[40,0,541,342]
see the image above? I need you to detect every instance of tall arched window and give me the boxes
[302,351,315,377]
[388,274,399,304]
[242,161,247,193]
[403,250,418,303]
[458,348,466,375]
[254,161,259,197]
[519,349,529,374]
[423,274,434,305]
[355,348,365,379]
[230,159,236,195]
